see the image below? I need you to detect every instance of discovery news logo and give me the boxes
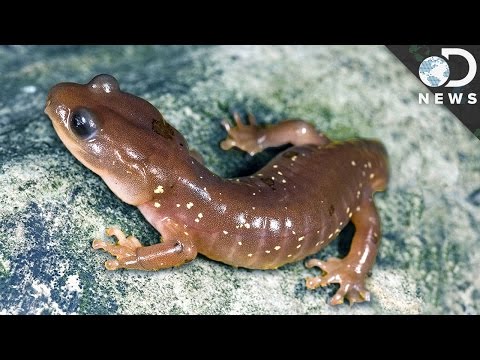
[418,48,477,105]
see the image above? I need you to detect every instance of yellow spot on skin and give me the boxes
[154,202,161,208]
[195,218,200,223]
[346,207,350,214]
[274,246,281,250]
[271,176,275,180]
[252,193,256,196]
[287,254,292,257]
[339,222,343,226]
[315,242,320,246]
[368,161,372,168]
[292,155,298,161]
[252,207,255,210]
[198,213,203,218]
[349,212,353,218]
[265,250,271,254]
[292,230,296,235]
[370,173,375,179]
[356,206,361,212]
[184,232,189,236]
[277,171,283,176]
[351,160,356,166]
[328,233,333,239]
[238,241,242,246]
[357,190,361,199]
[282,179,286,183]
[335,228,340,234]
[296,244,302,249]
[186,202,193,209]
[244,223,251,229]
[273,165,278,168]
[298,236,304,241]
[374,232,378,237]
[364,163,368,168]
[223,230,228,235]
[154,185,164,194]
[248,253,253,257]
[176,204,181,207]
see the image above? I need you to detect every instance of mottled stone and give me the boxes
[1,45,479,314]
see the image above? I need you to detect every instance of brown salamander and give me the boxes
[45,74,389,305]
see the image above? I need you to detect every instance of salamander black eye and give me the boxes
[70,109,97,139]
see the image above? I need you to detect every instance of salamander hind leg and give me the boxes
[93,227,197,270]
[220,112,330,156]
[305,196,381,305]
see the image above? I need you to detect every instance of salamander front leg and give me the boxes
[305,196,381,305]
[220,112,330,156]
[93,227,197,270]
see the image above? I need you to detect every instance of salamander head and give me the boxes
[45,74,187,205]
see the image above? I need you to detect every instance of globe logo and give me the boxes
[418,56,450,87]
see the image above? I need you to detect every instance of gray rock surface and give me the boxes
[0,45,479,314]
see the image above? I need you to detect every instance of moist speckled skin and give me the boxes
[45,74,389,305]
